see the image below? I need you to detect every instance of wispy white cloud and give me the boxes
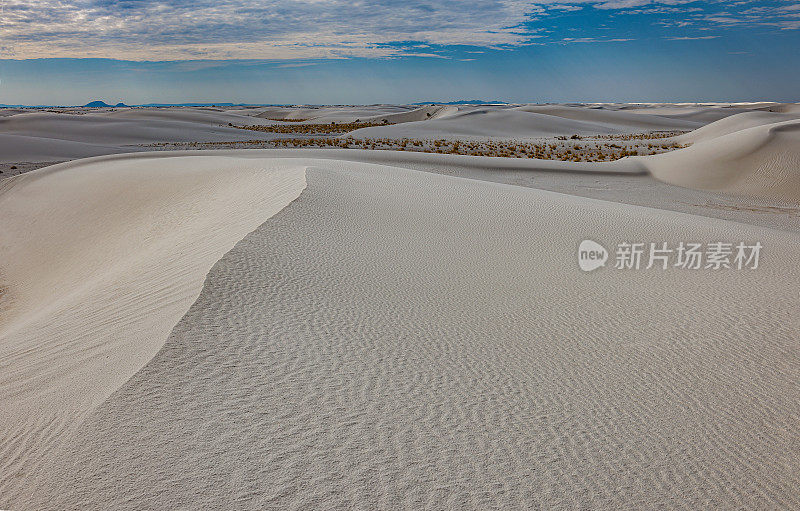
[0,0,546,60]
[561,37,634,42]
[275,62,318,68]
[666,35,718,39]
[0,0,798,61]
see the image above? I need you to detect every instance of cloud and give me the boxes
[666,35,718,39]
[560,37,634,43]
[594,0,651,10]
[0,0,546,60]
[275,62,318,68]
[1,0,798,61]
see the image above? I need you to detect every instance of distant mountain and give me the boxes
[114,102,129,107]
[83,100,112,107]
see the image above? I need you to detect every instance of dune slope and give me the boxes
[647,118,800,201]
[0,155,306,506]
[677,111,800,144]
[515,104,701,131]
[24,159,800,510]
[347,108,638,140]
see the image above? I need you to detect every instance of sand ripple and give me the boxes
[30,162,800,510]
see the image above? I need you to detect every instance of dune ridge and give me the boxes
[646,117,800,201]
[0,155,306,506]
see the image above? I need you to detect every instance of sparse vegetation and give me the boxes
[144,133,688,162]
[236,121,394,135]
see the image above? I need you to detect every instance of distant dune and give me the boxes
[647,116,800,201]
[0,109,278,162]
[677,111,800,143]
[348,104,702,140]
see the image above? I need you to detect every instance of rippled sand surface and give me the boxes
[25,161,800,510]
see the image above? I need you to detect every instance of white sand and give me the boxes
[2,102,800,509]
[250,105,415,123]
[348,108,636,140]
[1,102,797,165]
[0,108,280,163]
[0,155,305,505]
[514,104,702,131]
[1,150,799,509]
[647,116,800,201]
[677,111,800,143]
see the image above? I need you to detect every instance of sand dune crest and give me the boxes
[0,155,305,505]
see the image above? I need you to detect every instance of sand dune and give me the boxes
[677,110,800,143]
[252,105,412,123]
[0,133,132,162]
[0,154,305,505]
[362,104,459,123]
[348,104,718,141]
[0,111,269,145]
[102,107,278,127]
[616,104,757,122]
[348,108,634,140]
[2,155,794,509]
[515,104,701,131]
[593,103,796,124]
[646,117,800,201]
[2,102,800,509]
[770,103,800,114]
[1,102,796,166]
[0,109,284,162]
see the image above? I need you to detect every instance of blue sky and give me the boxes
[0,0,798,104]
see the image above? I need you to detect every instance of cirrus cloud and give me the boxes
[0,0,546,60]
[1,0,798,61]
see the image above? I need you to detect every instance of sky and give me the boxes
[0,0,798,104]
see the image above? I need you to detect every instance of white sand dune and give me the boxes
[0,102,796,165]
[2,102,800,509]
[0,109,286,162]
[348,108,632,141]
[515,104,701,131]
[349,104,715,141]
[0,108,33,117]
[593,103,800,124]
[0,155,794,509]
[676,110,800,143]
[1,149,799,509]
[0,133,133,162]
[646,117,800,201]
[102,107,278,127]
[0,154,305,505]
[0,111,271,145]
[615,104,759,123]
[252,105,412,123]
[361,104,460,123]
[770,103,800,114]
